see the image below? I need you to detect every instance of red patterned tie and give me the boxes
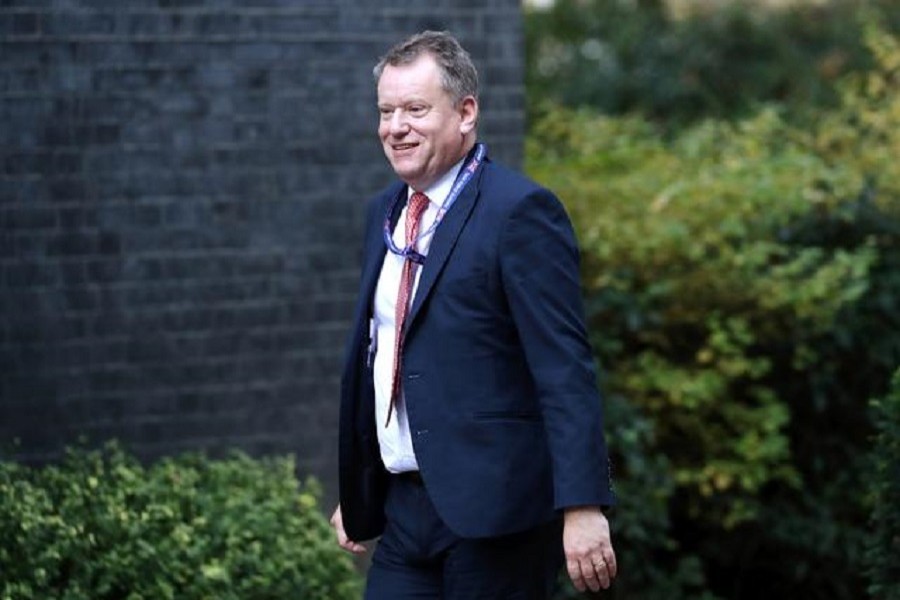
[386,191,430,427]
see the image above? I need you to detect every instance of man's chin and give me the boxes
[390,164,425,189]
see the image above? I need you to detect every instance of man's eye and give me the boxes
[408,105,427,115]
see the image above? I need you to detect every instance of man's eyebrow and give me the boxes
[377,99,430,108]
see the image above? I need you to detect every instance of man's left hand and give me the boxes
[563,506,617,593]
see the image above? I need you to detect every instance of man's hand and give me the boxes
[563,506,617,593]
[329,505,367,555]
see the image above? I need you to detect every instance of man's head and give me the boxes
[374,31,479,191]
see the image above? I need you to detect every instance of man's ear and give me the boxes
[459,96,478,135]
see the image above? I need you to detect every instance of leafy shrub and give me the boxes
[866,369,900,600]
[0,443,361,600]
[530,25,900,600]
[525,0,899,125]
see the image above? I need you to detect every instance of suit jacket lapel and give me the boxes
[405,165,483,332]
[354,184,406,332]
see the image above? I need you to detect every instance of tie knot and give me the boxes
[404,191,430,245]
[408,192,430,220]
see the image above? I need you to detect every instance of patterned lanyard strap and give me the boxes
[382,143,487,265]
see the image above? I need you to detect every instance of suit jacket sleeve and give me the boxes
[498,187,615,510]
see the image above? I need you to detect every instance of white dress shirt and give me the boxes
[372,158,465,473]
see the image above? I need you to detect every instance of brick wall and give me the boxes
[0,0,524,502]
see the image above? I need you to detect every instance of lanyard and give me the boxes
[382,143,486,265]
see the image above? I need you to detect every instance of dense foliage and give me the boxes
[528,22,900,600]
[526,0,899,124]
[0,444,362,600]
[866,369,900,600]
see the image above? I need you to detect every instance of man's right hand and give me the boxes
[330,505,367,554]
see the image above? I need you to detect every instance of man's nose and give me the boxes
[388,110,409,135]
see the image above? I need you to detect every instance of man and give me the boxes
[331,31,616,598]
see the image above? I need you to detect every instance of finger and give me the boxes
[335,528,367,554]
[341,539,368,554]
[595,561,611,589]
[330,507,367,554]
[589,554,613,590]
[604,549,618,579]
[566,558,586,592]
[580,557,602,593]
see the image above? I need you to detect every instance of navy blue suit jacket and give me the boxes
[338,150,615,542]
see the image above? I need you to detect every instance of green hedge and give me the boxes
[526,0,900,125]
[866,369,900,600]
[0,443,361,600]
[531,25,900,600]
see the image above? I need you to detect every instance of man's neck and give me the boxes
[408,139,477,194]
[411,154,468,203]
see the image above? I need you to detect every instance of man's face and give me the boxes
[377,54,477,191]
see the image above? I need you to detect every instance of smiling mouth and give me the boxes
[392,143,418,152]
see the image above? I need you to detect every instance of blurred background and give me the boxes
[2,0,898,598]
[524,1,899,598]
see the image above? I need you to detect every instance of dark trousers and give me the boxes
[365,473,564,600]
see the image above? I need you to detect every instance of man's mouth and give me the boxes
[392,143,418,152]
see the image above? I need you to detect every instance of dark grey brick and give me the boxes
[46,233,96,257]
[64,288,98,312]
[5,263,58,287]
[12,13,39,35]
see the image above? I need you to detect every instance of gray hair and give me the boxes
[373,30,479,104]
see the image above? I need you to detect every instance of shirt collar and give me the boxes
[407,157,466,209]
